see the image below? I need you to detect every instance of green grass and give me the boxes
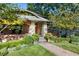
[51,41,79,54]
[7,44,55,56]
[0,35,34,49]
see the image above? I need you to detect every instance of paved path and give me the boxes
[39,37,79,56]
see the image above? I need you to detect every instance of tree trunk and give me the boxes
[0,25,8,34]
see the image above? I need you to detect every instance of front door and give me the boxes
[35,22,42,35]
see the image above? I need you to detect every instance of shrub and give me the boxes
[7,40,24,48]
[32,34,39,41]
[45,33,64,42]
[16,44,21,50]
[0,35,35,50]
[0,47,8,56]
[50,35,60,43]
[23,35,34,45]
[0,35,34,49]
[44,33,52,42]
[51,35,57,42]
[68,35,79,43]
[75,32,79,36]
[0,39,25,49]
[54,37,64,43]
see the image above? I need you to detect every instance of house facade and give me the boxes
[19,10,49,36]
[20,15,48,36]
[0,10,49,42]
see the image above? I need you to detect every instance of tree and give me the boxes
[28,3,51,18]
[28,3,79,29]
[28,3,79,36]
[0,4,19,33]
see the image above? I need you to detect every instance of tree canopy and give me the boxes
[28,3,79,30]
[0,4,23,33]
[0,4,24,25]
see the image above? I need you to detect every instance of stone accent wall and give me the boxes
[0,34,25,42]
[29,22,35,35]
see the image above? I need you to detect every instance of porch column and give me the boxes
[29,22,35,35]
[42,22,47,36]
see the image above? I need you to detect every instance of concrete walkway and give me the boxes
[39,37,79,56]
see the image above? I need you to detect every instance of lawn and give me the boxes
[7,44,55,56]
[0,34,55,56]
[50,40,79,54]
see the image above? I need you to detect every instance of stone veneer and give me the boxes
[42,22,47,36]
[28,22,35,35]
[0,34,24,42]
[28,21,47,36]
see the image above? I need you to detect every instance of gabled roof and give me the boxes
[17,10,49,22]
[19,15,49,22]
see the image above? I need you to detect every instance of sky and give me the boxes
[18,3,28,10]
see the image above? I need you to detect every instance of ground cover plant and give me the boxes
[0,34,55,56]
[47,35,79,54]
[45,33,79,54]
[7,45,55,56]
[0,34,37,56]
[53,41,79,54]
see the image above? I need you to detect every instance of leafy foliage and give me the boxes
[44,33,52,42]
[54,41,79,54]
[0,47,8,56]
[68,35,79,43]
[0,39,25,49]
[32,34,39,41]
[7,45,55,56]
[28,3,79,30]
[0,4,24,33]
[0,35,34,49]
[23,35,34,45]
[0,4,18,21]
[45,33,68,42]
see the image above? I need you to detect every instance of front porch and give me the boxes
[27,21,48,36]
